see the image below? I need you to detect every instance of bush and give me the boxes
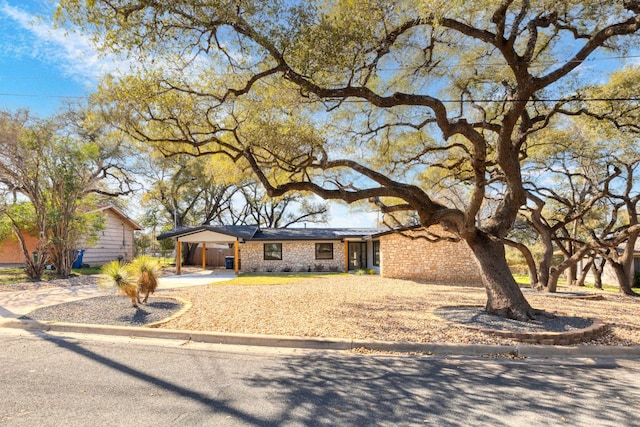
[313,264,325,272]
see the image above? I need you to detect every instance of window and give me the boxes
[263,243,282,260]
[372,240,380,266]
[315,243,334,260]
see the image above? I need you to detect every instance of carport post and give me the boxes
[202,242,207,269]
[176,238,182,275]
[234,239,239,274]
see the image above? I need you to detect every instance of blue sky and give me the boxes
[0,0,380,228]
[0,0,105,116]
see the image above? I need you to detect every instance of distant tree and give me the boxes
[134,232,152,256]
[0,108,135,278]
[239,184,328,228]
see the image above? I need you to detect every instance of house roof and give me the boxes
[157,225,387,242]
[92,205,143,230]
[251,228,386,241]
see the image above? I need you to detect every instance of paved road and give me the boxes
[1,329,639,426]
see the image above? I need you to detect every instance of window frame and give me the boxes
[315,242,334,260]
[263,243,283,260]
[372,240,380,266]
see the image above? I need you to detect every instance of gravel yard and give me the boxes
[156,274,640,346]
[8,272,640,346]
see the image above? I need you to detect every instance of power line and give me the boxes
[0,93,86,99]
[0,91,637,104]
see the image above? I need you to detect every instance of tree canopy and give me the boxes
[57,0,640,319]
[0,108,136,278]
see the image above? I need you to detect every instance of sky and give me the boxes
[0,0,378,227]
[0,1,99,116]
[3,1,635,230]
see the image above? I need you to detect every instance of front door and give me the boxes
[348,242,367,271]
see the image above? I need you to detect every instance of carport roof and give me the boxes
[157,225,259,241]
[157,225,387,242]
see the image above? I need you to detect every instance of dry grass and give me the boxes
[157,275,640,346]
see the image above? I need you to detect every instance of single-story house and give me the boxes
[0,205,141,267]
[79,205,142,266]
[157,225,482,283]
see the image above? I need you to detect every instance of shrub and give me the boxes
[131,255,161,304]
[313,263,325,272]
[99,260,139,307]
[100,255,161,307]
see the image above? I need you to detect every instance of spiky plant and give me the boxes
[131,255,161,304]
[99,260,139,307]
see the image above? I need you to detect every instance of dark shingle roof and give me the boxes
[251,228,385,241]
[157,226,386,241]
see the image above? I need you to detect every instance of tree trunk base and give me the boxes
[467,231,537,322]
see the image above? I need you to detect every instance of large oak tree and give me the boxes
[58,0,640,319]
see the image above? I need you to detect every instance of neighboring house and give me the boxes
[583,241,640,287]
[0,229,39,264]
[0,205,141,267]
[158,224,482,283]
[79,205,143,266]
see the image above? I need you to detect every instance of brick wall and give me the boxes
[241,240,346,272]
[380,227,482,284]
[0,232,39,264]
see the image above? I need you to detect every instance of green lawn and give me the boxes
[0,266,101,286]
[513,273,623,293]
[211,271,348,286]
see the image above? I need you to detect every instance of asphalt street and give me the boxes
[1,329,639,426]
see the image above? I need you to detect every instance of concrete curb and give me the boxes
[2,318,640,358]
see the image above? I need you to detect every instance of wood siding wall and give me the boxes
[81,212,137,265]
[189,246,235,267]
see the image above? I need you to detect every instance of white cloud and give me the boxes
[0,2,127,87]
[327,202,379,228]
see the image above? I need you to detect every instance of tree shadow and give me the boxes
[20,330,640,426]
[245,353,640,426]
[33,331,271,425]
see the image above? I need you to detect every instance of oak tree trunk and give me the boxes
[611,261,639,296]
[467,231,536,321]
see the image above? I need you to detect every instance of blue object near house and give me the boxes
[72,250,85,269]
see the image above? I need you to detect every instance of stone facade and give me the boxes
[379,227,481,284]
[240,240,346,272]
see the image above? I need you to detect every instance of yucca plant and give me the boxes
[131,255,161,304]
[99,260,139,307]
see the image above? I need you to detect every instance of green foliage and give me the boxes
[99,260,136,292]
[0,108,133,278]
[354,268,376,275]
[101,256,162,306]
[220,272,347,286]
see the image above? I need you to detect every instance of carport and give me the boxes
[157,225,259,275]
